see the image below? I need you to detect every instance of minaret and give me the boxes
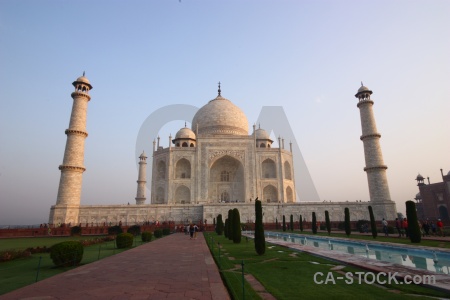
[355,83,395,219]
[51,74,92,224]
[135,151,147,205]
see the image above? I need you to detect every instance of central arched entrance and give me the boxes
[209,155,245,203]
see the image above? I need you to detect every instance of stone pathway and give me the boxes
[2,233,230,300]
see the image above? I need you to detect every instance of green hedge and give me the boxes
[116,233,134,249]
[70,226,81,236]
[141,231,153,242]
[162,228,170,236]
[108,225,123,235]
[154,229,163,238]
[50,241,84,267]
[127,225,141,236]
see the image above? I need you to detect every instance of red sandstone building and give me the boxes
[415,169,450,221]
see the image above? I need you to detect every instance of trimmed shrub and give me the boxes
[228,209,234,241]
[406,200,421,243]
[162,228,170,236]
[154,229,163,238]
[50,241,83,267]
[337,222,345,230]
[224,219,229,238]
[312,212,317,234]
[299,215,303,232]
[276,218,278,230]
[216,214,224,235]
[254,199,265,255]
[282,215,286,231]
[368,206,378,239]
[70,226,81,236]
[290,215,294,232]
[108,225,123,235]
[232,208,241,243]
[141,231,153,242]
[127,225,141,236]
[116,233,134,248]
[325,211,331,235]
[344,207,351,237]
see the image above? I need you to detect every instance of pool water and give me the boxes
[264,232,450,274]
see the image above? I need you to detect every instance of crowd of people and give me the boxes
[393,218,445,238]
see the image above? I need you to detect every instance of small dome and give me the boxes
[76,76,91,85]
[255,128,271,140]
[447,170,450,176]
[358,85,370,93]
[175,127,196,140]
[415,193,421,198]
[416,173,424,180]
[139,151,147,159]
[192,95,248,136]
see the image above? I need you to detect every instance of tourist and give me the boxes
[395,218,402,237]
[402,218,408,238]
[189,224,195,239]
[437,219,445,237]
[422,220,430,236]
[382,218,388,236]
[194,224,198,239]
[430,221,437,236]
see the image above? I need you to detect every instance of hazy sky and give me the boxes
[0,1,449,225]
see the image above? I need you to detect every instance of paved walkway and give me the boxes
[2,233,230,300]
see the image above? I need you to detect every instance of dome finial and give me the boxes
[83,71,85,77]
[361,81,363,86]
[218,81,221,96]
[184,121,187,127]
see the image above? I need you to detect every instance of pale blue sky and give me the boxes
[0,0,449,225]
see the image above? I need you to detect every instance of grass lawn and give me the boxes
[273,230,450,249]
[0,235,145,295]
[0,236,108,251]
[204,232,449,300]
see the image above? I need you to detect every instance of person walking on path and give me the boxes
[189,224,195,239]
[194,224,199,239]
[382,218,389,236]
[437,219,445,237]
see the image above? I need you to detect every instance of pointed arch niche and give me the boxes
[262,158,276,178]
[175,186,190,204]
[263,185,278,203]
[209,155,245,203]
[176,158,191,179]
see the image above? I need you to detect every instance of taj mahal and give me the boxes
[49,74,397,225]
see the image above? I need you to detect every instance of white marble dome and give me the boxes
[192,95,248,136]
[175,127,196,140]
[255,128,271,140]
[358,85,370,93]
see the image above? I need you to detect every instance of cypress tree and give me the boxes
[312,212,317,234]
[213,217,216,228]
[344,207,351,237]
[276,217,278,230]
[368,206,377,239]
[228,209,234,241]
[325,210,331,235]
[216,214,224,235]
[254,198,265,255]
[300,215,303,232]
[282,215,286,231]
[406,200,421,243]
[290,215,294,232]
[232,208,241,243]
[224,219,229,238]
